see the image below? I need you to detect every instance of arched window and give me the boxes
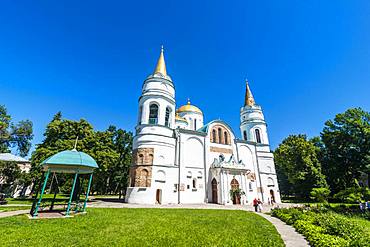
[165,107,171,127]
[255,129,261,143]
[224,131,228,145]
[243,130,247,140]
[149,104,159,124]
[140,169,149,187]
[194,119,197,130]
[148,154,154,165]
[138,154,144,165]
[192,178,197,189]
[212,129,217,143]
[218,128,222,144]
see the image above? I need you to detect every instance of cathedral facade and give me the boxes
[125,47,281,205]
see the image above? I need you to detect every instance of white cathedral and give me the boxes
[125,47,281,205]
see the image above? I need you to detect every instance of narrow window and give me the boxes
[224,131,228,145]
[212,129,217,143]
[149,104,159,124]
[243,130,247,140]
[218,128,222,144]
[194,119,197,130]
[138,106,143,124]
[165,107,171,127]
[249,182,253,191]
[255,129,261,143]
[192,178,197,189]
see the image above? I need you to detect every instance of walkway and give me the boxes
[89,200,310,246]
[0,210,29,218]
[258,213,309,247]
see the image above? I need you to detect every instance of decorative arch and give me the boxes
[267,177,274,187]
[156,170,166,183]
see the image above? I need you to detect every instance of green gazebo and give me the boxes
[31,149,99,217]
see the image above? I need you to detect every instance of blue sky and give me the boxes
[1,1,370,155]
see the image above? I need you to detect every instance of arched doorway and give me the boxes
[270,189,275,203]
[211,178,218,203]
[230,178,241,204]
[156,189,162,204]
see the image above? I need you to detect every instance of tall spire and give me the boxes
[153,45,167,76]
[244,79,255,107]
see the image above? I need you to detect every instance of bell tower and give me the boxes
[240,80,270,147]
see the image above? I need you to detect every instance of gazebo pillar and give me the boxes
[33,168,51,217]
[66,172,79,216]
[83,173,93,212]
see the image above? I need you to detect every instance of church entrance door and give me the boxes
[230,178,241,204]
[156,189,162,204]
[211,178,218,203]
[270,189,275,203]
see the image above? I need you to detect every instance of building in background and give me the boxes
[0,153,31,197]
[125,47,280,205]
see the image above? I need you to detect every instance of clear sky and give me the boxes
[1,1,370,154]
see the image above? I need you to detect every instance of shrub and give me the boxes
[334,187,370,203]
[271,207,370,247]
[310,187,330,203]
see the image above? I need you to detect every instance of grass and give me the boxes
[0,208,284,246]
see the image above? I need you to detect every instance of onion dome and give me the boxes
[175,113,188,123]
[177,99,203,115]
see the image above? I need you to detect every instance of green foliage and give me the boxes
[30,112,133,196]
[321,107,370,194]
[274,134,328,199]
[334,187,370,203]
[0,105,33,157]
[0,208,284,246]
[0,161,21,196]
[271,207,370,247]
[310,188,331,203]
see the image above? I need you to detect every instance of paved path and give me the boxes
[0,210,29,218]
[258,213,309,247]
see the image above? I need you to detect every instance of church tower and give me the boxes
[240,80,270,147]
[126,46,178,204]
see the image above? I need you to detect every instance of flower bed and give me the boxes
[271,207,370,247]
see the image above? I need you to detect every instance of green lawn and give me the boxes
[0,208,284,246]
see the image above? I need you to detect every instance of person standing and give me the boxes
[253,198,258,212]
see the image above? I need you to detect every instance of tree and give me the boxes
[0,105,33,157]
[30,112,133,196]
[274,134,328,199]
[0,161,21,195]
[321,108,370,194]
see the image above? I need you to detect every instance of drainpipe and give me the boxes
[203,135,207,203]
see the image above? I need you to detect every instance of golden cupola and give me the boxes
[177,99,203,115]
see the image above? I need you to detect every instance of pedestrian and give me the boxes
[257,198,263,212]
[253,198,258,212]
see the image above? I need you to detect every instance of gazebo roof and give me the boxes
[41,150,98,174]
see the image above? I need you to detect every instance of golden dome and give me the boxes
[175,114,188,122]
[177,99,203,115]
